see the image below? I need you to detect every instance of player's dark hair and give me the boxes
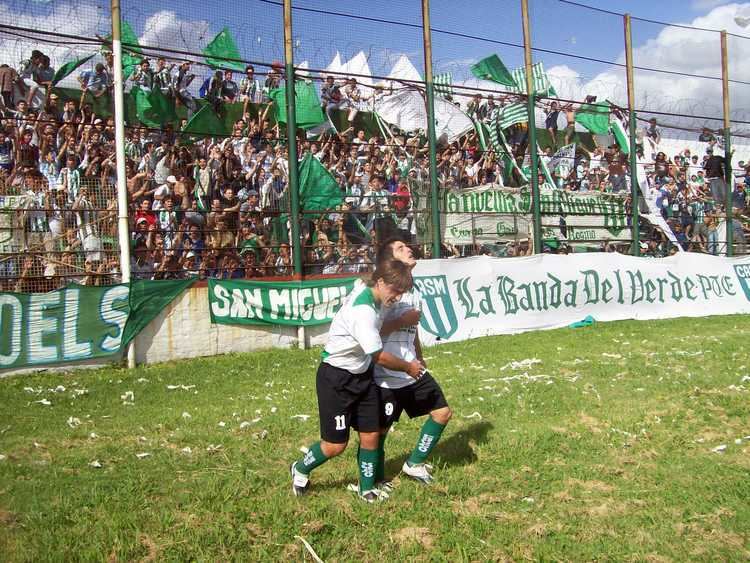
[368,259,413,294]
[376,235,409,266]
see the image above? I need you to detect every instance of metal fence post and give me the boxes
[521,0,542,253]
[111,0,135,368]
[624,14,640,256]
[283,0,303,274]
[721,30,733,256]
[421,0,442,259]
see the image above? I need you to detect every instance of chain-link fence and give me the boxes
[0,0,748,292]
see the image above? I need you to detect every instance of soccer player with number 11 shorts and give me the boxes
[290,260,423,503]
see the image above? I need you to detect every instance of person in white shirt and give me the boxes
[290,260,422,503]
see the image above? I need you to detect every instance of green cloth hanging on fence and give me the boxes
[122,278,197,347]
[203,28,246,72]
[470,54,518,87]
[182,104,230,137]
[298,153,343,213]
[575,102,611,135]
[52,55,95,85]
[267,81,326,130]
[132,86,178,128]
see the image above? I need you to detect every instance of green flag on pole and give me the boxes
[575,101,611,135]
[267,81,326,130]
[52,54,95,85]
[103,21,142,79]
[203,28,246,72]
[610,118,630,154]
[298,153,343,213]
[182,104,230,137]
[470,54,518,87]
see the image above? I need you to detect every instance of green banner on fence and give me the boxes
[0,279,193,370]
[208,278,357,326]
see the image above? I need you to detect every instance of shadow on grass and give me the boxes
[384,421,495,476]
[312,422,494,491]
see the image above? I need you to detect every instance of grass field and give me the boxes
[1,315,749,561]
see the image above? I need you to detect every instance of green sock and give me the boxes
[296,442,329,475]
[376,433,387,482]
[407,417,446,466]
[358,447,378,493]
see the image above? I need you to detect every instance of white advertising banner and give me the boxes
[412,253,750,346]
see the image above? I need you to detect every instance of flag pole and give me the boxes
[283,0,303,275]
[421,0,442,259]
[624,14,640,256]
[521,0,542,253]
[111,0,135,368]
[720,30,733,256]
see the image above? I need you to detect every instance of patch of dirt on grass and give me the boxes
[565,478,614,493]
[302,520,327,534]
[280,542,301,559]
[585,501,628,518]
[641,553,673,563]
[553,490,574,503]
[138,534,159,563]
[391,527,434,550]
[578,413,604,434]
[0,509,19,526]
[524,522,561,538]
[453,493,515,516]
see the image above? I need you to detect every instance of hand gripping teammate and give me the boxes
[290,260,423,502]
[375,237,452,487]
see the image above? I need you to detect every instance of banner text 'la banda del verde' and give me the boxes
[413,253,750,345]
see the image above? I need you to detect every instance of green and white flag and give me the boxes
[610,118,630,154]
[497,103,528,130]
[548,143,576,180]
[486,117,527,184]
[506,62,556,97]
[433,72,453,98]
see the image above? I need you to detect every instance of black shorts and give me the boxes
[316,362,380,443]
[378,372,448,428]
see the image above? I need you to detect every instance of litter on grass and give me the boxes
[500,358,542,371]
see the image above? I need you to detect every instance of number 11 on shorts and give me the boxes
[334,415,346,430]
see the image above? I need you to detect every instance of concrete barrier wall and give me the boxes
[134,285,330,365]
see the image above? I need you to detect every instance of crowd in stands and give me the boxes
[1,48,748,291]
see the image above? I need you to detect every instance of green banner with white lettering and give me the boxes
[208,278,357,326]
[0,279,194,370]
